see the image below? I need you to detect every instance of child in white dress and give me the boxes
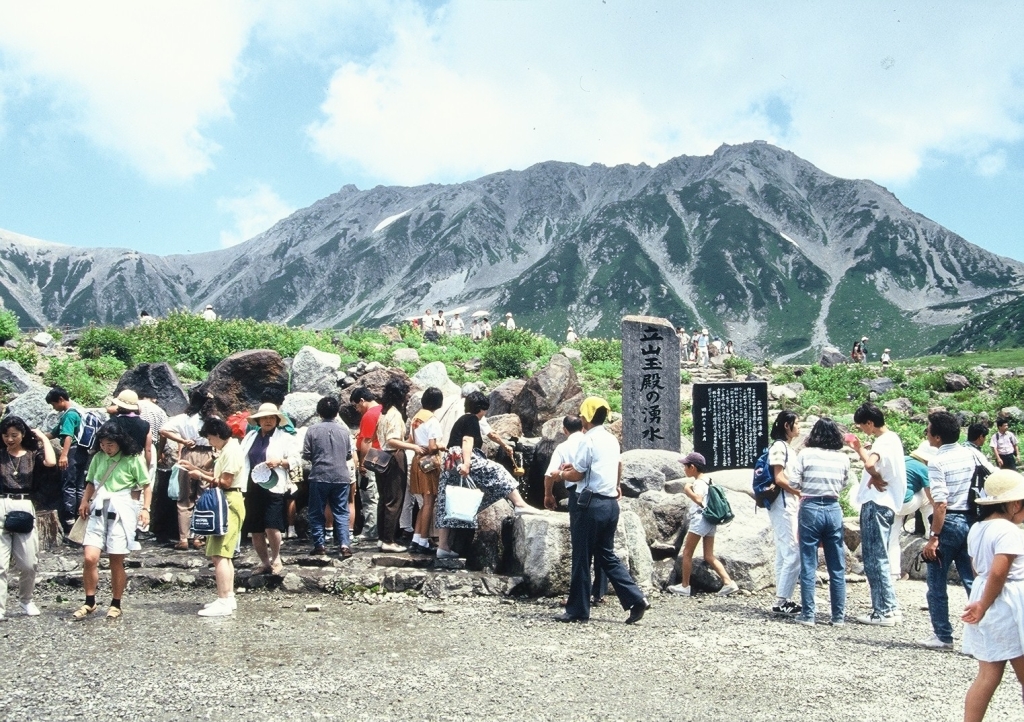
[961,469,1024,721]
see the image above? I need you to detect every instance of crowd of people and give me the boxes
[413,308,520,341]
[676,327,735,367]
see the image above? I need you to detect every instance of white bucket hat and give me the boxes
[976,469,1024,505]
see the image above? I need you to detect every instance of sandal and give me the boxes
[105,606,122,620]
[270,561,284,575]
[72,604,97,620]
[174,541,189,551]
[191,537,205,549]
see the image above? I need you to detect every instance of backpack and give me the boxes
[967,463,992,521]
[752,443,786,509]
[74,410,105,452]
[190,487,228,536]
[703,478,734,525]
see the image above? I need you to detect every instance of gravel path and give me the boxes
[1,578,1020,721]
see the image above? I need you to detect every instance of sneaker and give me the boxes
[772,601,802,615]
[312,545,327,556]
[916,634,954,651]
[198,598,234,617]
[20,601,40,617]
[855,611,897,627]
[203,597,237,611]
[891,609,903,622]
[830,619,845,627]
[380,542,407,553]
[794,617,815,626]
[717,582,739,597]
[667,584,691,596]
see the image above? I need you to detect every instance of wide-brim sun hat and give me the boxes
[910,441,936,464]
[579,396,610,423]
[249,403,288,426]
[975,469,1024,505]
[112,389,139,411]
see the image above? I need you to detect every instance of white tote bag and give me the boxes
[444,478,484,524]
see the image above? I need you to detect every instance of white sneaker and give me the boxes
[717,582,739,597]
[855,611,897,627]
[917,634,953,651]
[891,609,903,622]
[202,597,237,611]
[198,598,234,617]
[667,584,691,596]
[20,601,40,617]
[380,542,407,553]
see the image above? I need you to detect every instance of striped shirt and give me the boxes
[928,442,976,510]
[791,447,850,498]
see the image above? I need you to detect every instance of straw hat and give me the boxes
[112,389,139,411]
[975,469,1024,505]
[249,403,288,426]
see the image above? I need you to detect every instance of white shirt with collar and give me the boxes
[854,429,906,512]
[572,424,620,497]
[545,431,586,489]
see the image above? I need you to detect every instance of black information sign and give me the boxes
[691,381,769,470]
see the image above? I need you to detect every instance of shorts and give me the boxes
[688,513,717,538]
[242,482,286,534]
[206,490,245,558]
[83,499,140,555]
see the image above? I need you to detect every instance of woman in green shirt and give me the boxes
[73,422,150,621]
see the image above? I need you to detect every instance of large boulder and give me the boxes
[281,392,323,428]
[0,360,40,395]
[620,459,666,497]
[290,346,341,396]
[620,449,687,482]
[336,368,411,408]
[510,354,584,436]
[410,361,461,401]
[194,349,289,418]
[488,379,526,417]
[670,487,773,592]
[820,347,848,368]
[378,325,403,343]
[393,347,420,364]
[511,509,654,595]
[769,385,798,401]
[944,373,970,392]
[883,397,914,416]
[861,377,895,395]
[483,414,524,455]
[4,386,60,430]
[622,490,690,546]
[466,501,515,573]
[115,362,189,416]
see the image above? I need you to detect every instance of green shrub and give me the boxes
[723,356,754,375]
[0,344,39,374]
[0,309,20,345]
[83,355,127,381]
[78,326,137,364]
[43,359,108,407]
[481,326,558,380]
[995,378,1024,414]
[573,338,622,365]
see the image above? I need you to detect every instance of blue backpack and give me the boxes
[190,487,228,536]
[752,443,787,509]
[74,410,105,453]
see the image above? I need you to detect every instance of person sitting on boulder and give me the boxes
[667,452,739,598]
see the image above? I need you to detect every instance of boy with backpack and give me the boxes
[45,386,94,534]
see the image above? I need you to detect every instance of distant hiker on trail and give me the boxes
[436,309,447,335]
[851,337,867,363]
[139,311,156,326]
[881,348,891,368]
[421,308,434,330]
[725,340,735,355]
[449,313,465,336]
[504,312,516,331]
[697,329,710,367]
[992,419,1020,471]
[470,318,481,341]
[202,305,217,321]
[566,327,578,343]
[482,317,492,338]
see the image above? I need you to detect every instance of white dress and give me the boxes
[962,518,1024,662]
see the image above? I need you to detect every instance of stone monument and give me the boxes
[621,315,680,452]
[691,381,768,470]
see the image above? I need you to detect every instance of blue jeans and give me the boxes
[308,481,351,549]
[860,501,897,615]
[798,498,845,623]
[926,512,975,643]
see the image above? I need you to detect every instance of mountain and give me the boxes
[2,142,1023,360]
[928,294,1024,354]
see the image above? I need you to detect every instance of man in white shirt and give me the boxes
[555,397,649,624]
[696,329,710,367]
[449,313,465,336]
[202,305,217,321]
[991,418,1020,470]
[847,403,906,626]
[421,308,434,331]
[504,312,516,330]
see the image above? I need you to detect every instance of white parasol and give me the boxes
[448,305,469,315]
[471,310,490,318]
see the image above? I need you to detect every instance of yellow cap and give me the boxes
[580,396,611,423]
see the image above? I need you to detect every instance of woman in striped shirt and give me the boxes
[790,418,851,627]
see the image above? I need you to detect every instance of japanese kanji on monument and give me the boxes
[621,315,680,452]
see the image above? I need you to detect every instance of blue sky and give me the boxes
[1,1,1022,261]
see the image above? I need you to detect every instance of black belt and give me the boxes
[0,493,31,500]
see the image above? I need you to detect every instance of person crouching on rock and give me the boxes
[191,417,245,617]
[74,421,150,621]
[668,452,739,598]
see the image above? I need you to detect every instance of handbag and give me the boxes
[418,453,440,473]
[3,509,34,534]
[363,448,394,475]
[444,474,484,524]
[190,487,229,536]
[167,464,181,499]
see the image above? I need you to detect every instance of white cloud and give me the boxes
[0,1,255,182]
[307,1,1024,187]
[217,183,296,247]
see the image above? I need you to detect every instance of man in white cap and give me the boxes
[697,329,710,367]
[504,312,516,331]
[555,397,649,625]
[202,305,217,321]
